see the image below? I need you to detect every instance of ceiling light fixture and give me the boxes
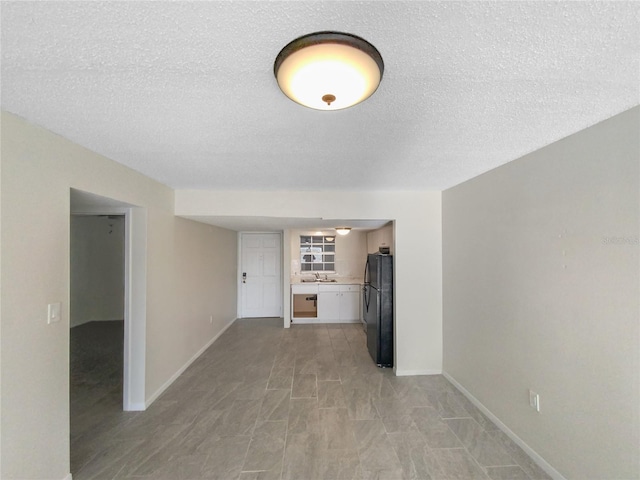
[274,31,384,111]
[335,227,351,236]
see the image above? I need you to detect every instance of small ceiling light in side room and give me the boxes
[335,227,351,236]
[274,31,384,111]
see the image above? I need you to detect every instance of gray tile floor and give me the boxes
[70,318,552,480]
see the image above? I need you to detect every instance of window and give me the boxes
[300,235,335,272]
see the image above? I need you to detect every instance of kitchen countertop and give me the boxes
[290,276,363,285]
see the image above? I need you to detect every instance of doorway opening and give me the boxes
[69,214,125,472]
[69,189,147,475]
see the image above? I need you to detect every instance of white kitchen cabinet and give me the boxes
[339,288,360,321]
[291,283,361,323]
[317,284,361,322]
[318,289,340,320]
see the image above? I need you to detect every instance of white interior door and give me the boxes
[241,233,282,318]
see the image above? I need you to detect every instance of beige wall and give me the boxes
[164,217,238,392]
[442,107,639,479]
[176,189,443,376]
[367,222,394,254]
[0,112,237,479]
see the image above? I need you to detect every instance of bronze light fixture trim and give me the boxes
[274,31,384,111]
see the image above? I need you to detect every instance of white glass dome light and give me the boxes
[274,32,384,111]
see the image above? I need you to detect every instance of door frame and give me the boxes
[70,190,147,411]
[237,232,283,318]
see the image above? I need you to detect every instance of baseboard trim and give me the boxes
[145,318,236,408]
[291,319,360,324]
[442,371,567,480]
[393,368,442,376]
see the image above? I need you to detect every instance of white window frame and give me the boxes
[300,235,336,272]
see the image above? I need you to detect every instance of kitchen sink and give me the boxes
[300,278,338,283]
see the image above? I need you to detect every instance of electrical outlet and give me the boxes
[529,390,540,412]
[209,315,213,324]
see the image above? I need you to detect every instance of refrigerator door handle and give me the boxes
[363,256,370,311]
[364,284,372,312]
[363,256,370,285]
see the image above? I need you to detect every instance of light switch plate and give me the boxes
[47,302,61,324]
[529,389,540,412]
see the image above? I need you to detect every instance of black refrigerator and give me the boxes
[363,253,393,367]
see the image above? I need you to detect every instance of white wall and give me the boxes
[0,112,238,479]
[0,109,3,478]
[70,215,125,327]
[442,107,639,479]
[289,229,368,279]
[176,189,443,376]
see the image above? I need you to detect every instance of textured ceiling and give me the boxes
[2,1,639,191]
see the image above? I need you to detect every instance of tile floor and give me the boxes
[70,318,552,480]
